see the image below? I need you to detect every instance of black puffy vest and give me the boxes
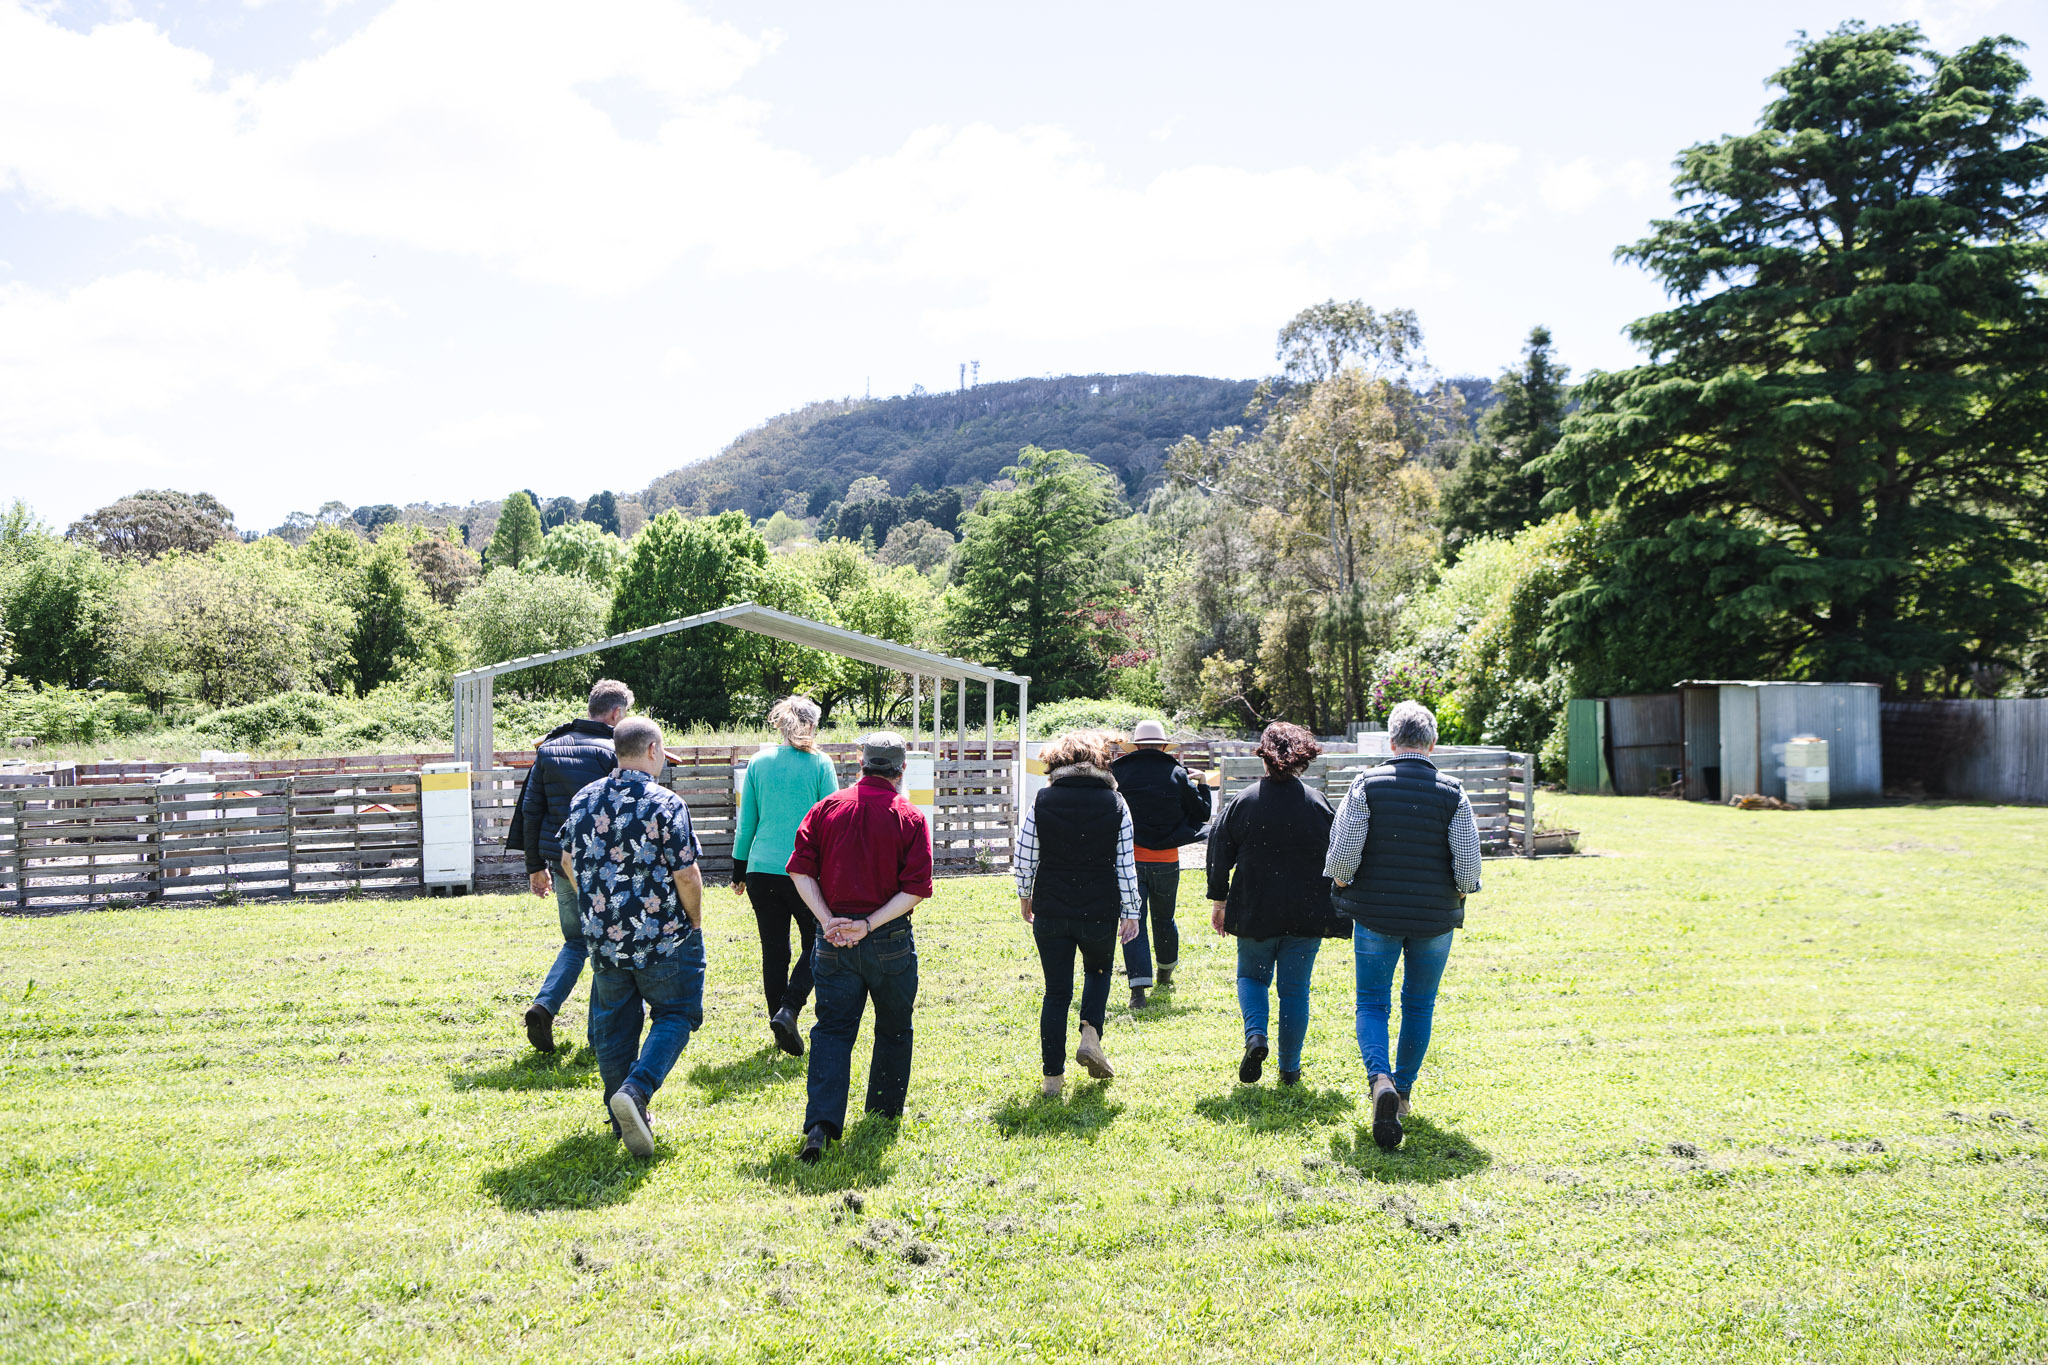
[1332,757,1465,936]
[1030,772,1124,924]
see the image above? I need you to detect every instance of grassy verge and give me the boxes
[2,796,2044,1362]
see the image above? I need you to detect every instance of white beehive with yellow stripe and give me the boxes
[419,761,474,890]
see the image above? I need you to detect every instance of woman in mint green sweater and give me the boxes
[733,696,841,1056]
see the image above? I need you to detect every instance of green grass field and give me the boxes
[2,796,2045,1363]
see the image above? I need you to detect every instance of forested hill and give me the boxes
[640,373,1262,519]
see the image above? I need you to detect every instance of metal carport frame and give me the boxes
[451,601,1033,830]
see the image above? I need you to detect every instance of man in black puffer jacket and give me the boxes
[515,679,632,1052]
[1109,719,1213,1008]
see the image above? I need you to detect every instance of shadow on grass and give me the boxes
[1127,997,1204,1021]
[480,1129,658,1211]
[686,1043,802,1101]
[990,1081,1125,1140]
[1326,1114,1492,1185]
[451,1045,597,1093]
[744,1112,901,1193]
[1194,1083,1355,1132]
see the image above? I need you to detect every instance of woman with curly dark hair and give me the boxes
[1206,721,1347,1085]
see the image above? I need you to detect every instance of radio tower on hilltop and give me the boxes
[972,360,980,387]
[959,362,965,392]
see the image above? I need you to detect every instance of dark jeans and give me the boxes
[1121,861,1182,987]
[1352,922,1454,1093]
[805,921,918,1140]
[1035,914,1116,1076]
[534,877,588,1016]
[747,872,816,1016]
[587,931,706,1107]
[1236,934,1324,1072]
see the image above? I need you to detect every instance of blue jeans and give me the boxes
[1352,922,1454,1093]
[534,877,588,1016]
[1236,935,1323,1072]
[587,932,706,1106]
[805,922,918,1140]
[1034,914,1116,1076]
[1121,862,1182,987]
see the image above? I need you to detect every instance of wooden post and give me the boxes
[147,785,164,903]
[1520,752,1536,856]
[286,776,300,899]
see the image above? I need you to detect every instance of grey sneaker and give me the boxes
[609,1082,654,1157]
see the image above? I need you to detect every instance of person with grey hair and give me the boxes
[512,677,633,1054]
[732,695,840,1056]
[785,732,934,1165]
[1324,699,1482,1150]
[556,715,705,1156]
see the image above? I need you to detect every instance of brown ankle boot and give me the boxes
[1075,1023,1114,1079]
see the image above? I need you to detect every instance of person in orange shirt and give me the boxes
[1108,719,1214,1008]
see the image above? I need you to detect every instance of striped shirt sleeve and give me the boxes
[1013,800,1039,901]
[1449,791,1482,894]
[1116,798,1140,918]
[1323,775,1370,884]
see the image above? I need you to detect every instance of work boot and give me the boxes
[1371,1073,1404,1151]
[523,1003,556,1054]
[1041,1072,1064,1099]
[1157,965,1174,987]
[1129,985,1149,1010]
[1279,1069,1301,1087]
[1239,1033,1268,1084]
[609,1082,654,1158]
[798,1124,830,1165]
[1398,1088,1413,1120]
[1075,1023,1114,1080]
[770,1007,804,1057]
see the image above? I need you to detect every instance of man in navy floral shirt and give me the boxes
[558,716,704,1156]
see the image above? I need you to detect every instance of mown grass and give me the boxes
[1,796,2044,1363]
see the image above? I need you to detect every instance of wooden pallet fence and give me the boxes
[1217,750,1537,856]
[0,773,425,911]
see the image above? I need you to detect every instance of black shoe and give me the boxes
[523,1003,556,1054]
[1239,1034,1268,1084]
[798,1124,830,1165]
[609,1082,654,1157]
[1279,1069,1301,1087]
[1157,966,1174,987]
[1129,986,1149,1010]
[770,1008,804,1057]
[1371,1076,1404,1150]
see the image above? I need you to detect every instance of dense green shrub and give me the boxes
[1027,697,1165,737]
[0,683,155,744]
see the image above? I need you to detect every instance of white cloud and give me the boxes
[1539,156,1665,214]
[0,264,375,465]
[428,412,542,448]
[0,1,1522,324]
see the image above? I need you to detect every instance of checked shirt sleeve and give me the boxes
[1116,800,1139,919]
[1449,792,1482,894]
[1323,776,1370,885]
[1013,800,1040,901]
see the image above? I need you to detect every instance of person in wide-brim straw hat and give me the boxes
[1108,717,1213,1008]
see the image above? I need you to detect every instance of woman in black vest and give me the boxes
[1016,730,1141,1097]
[1207,722,1349,1085]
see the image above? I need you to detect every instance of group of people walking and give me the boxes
[511,680,1479,1161]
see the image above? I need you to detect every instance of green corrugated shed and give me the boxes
[1566,698,1612,794]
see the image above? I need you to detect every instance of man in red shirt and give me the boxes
[786,732,934,1164]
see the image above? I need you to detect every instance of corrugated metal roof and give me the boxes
[1676,679,1881,689]
[454,602,1030,685]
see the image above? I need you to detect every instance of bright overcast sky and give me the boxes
[3,0,2042,531]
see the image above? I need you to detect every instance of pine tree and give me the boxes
[487,489,544,570]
